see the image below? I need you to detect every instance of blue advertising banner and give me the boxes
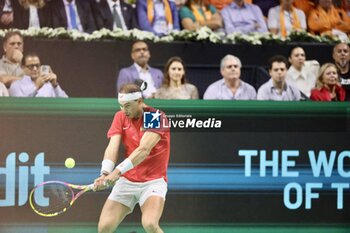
[0,98,349,229]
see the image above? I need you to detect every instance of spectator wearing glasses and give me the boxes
[0,31,24,88]
[116,41,163,98]
[203,54,256,100]
[9,53,68,97]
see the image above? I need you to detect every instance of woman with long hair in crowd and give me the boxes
[179,0,222,31]
[310,63,346,101]
[155,56,199,99]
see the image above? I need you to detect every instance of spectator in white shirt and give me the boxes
[285,46,319,98]
[267,0,306,37]
[258,55,301,101]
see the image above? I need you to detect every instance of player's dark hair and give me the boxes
[119,83,141,94]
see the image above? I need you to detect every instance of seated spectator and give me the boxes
[0,0,14,29]
[333,42,350,100]
[208,0,232,11]
[179,0,222,31]
[340,0,350,15]
[175,0,186,9]
[0,31,24,88]
[285,46,319,98]
[253,0,279,18]
[136,0,180,36]
[50,0,96,33]
[308,0,350,37]
[0,82,9,96]
[203,54,256,100]
[221,0,268,34]
[155,56,198,99]
[293,0,316,17]
[268,0,306,37]
[12,0,51,29]
[117,40,163,98]
[93,0,138,31]
[310,63,346,101]
[9,53,68,97]
[257,55,301,101]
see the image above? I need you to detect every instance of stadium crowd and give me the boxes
[0,0,349,101]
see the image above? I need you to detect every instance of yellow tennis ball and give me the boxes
[65,158,75,169]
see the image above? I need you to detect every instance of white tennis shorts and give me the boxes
[108,177,167,212]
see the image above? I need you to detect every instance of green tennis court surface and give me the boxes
[1,223,350,233]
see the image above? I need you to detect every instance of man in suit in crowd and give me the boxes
[0,0,13,29]
[50,0,96,33]
[12,0,51,29]
[116,41,163,98]
[93,0,138,30]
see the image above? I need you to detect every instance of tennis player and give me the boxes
[94,83,170,233]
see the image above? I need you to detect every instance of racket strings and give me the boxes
[31,183,74,215]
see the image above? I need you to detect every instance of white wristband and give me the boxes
[116,158,134,174]
[100,159,115,176]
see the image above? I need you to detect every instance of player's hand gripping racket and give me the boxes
[29,181,96,217]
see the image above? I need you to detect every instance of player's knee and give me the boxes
[142,217,160,232]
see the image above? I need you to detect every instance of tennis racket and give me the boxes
[29,180,95,217]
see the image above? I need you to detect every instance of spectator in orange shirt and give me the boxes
[207,0,232,11]
[293,0,316,17]
[308,0,350,36]
[342,0,350,15]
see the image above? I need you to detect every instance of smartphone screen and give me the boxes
[40,65,50,75]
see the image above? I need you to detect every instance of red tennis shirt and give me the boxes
[107,106,170,182]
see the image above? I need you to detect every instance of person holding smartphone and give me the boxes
[9,53,68,97]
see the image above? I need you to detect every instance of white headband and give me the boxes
[118,92,142,102]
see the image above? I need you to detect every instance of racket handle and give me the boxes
[87,183,95,190]
[91,180,113,191]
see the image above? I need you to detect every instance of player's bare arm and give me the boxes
[128,131,161,166]
[94,135,121,189]
[104,132,161,184]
